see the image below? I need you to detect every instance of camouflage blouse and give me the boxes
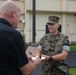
[39,32,70,75]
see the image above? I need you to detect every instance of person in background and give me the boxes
[0,0,40,75]
[36,16,70,75]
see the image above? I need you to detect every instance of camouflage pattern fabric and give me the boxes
[42,66,65,75]
[39,32,70,75]
[48,16,60,23]
[47,16,60,25]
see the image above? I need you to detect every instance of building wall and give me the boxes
[0,0,76,44]
[25,0,76,43]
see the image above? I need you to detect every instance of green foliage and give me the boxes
[70,45,76,51]
[69,45,76,75]
[69,68,76,75]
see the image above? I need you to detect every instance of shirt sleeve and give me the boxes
[37,45,42,50]
[62,45,70,52]
[7,34,28,67]
[62,36,70,52]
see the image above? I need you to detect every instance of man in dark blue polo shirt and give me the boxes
[0,0,40,75]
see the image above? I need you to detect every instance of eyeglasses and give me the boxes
[47,23,55,26]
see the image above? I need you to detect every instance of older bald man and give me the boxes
[0,0,40,75]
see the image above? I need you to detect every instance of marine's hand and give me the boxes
[41,55,50,61]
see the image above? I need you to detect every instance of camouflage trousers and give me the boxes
[41,66,66,75]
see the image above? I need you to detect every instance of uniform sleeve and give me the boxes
[38,34,49,51]
[38,35,46,50]
[62,36,70,52]
[39,35,47,45]
[37,45,42,50]
[7,35,28,67]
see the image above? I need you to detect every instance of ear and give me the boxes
[11,11,16,18]
[58,24,60,28]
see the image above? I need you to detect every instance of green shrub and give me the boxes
[69,45,76,75]
[70,45,76,51]
[69,68,76,75]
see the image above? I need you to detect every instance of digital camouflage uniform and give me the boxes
[39,32,70,75]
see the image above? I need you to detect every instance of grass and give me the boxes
[69,68,76,75]
[69,45,76,75]
[70,45,76,51]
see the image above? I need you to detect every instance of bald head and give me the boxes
[0,0,21,28]
[1,0,20,14]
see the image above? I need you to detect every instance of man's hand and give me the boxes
[28,55,41,63]
[19,57,41,75]
[33,57,41,67]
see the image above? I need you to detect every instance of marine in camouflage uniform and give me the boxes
[39,32,70,75]
[37,16,70,75]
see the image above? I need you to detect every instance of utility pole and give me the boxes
[32,0,36,43]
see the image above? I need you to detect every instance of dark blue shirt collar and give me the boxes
[0,18,12,27]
